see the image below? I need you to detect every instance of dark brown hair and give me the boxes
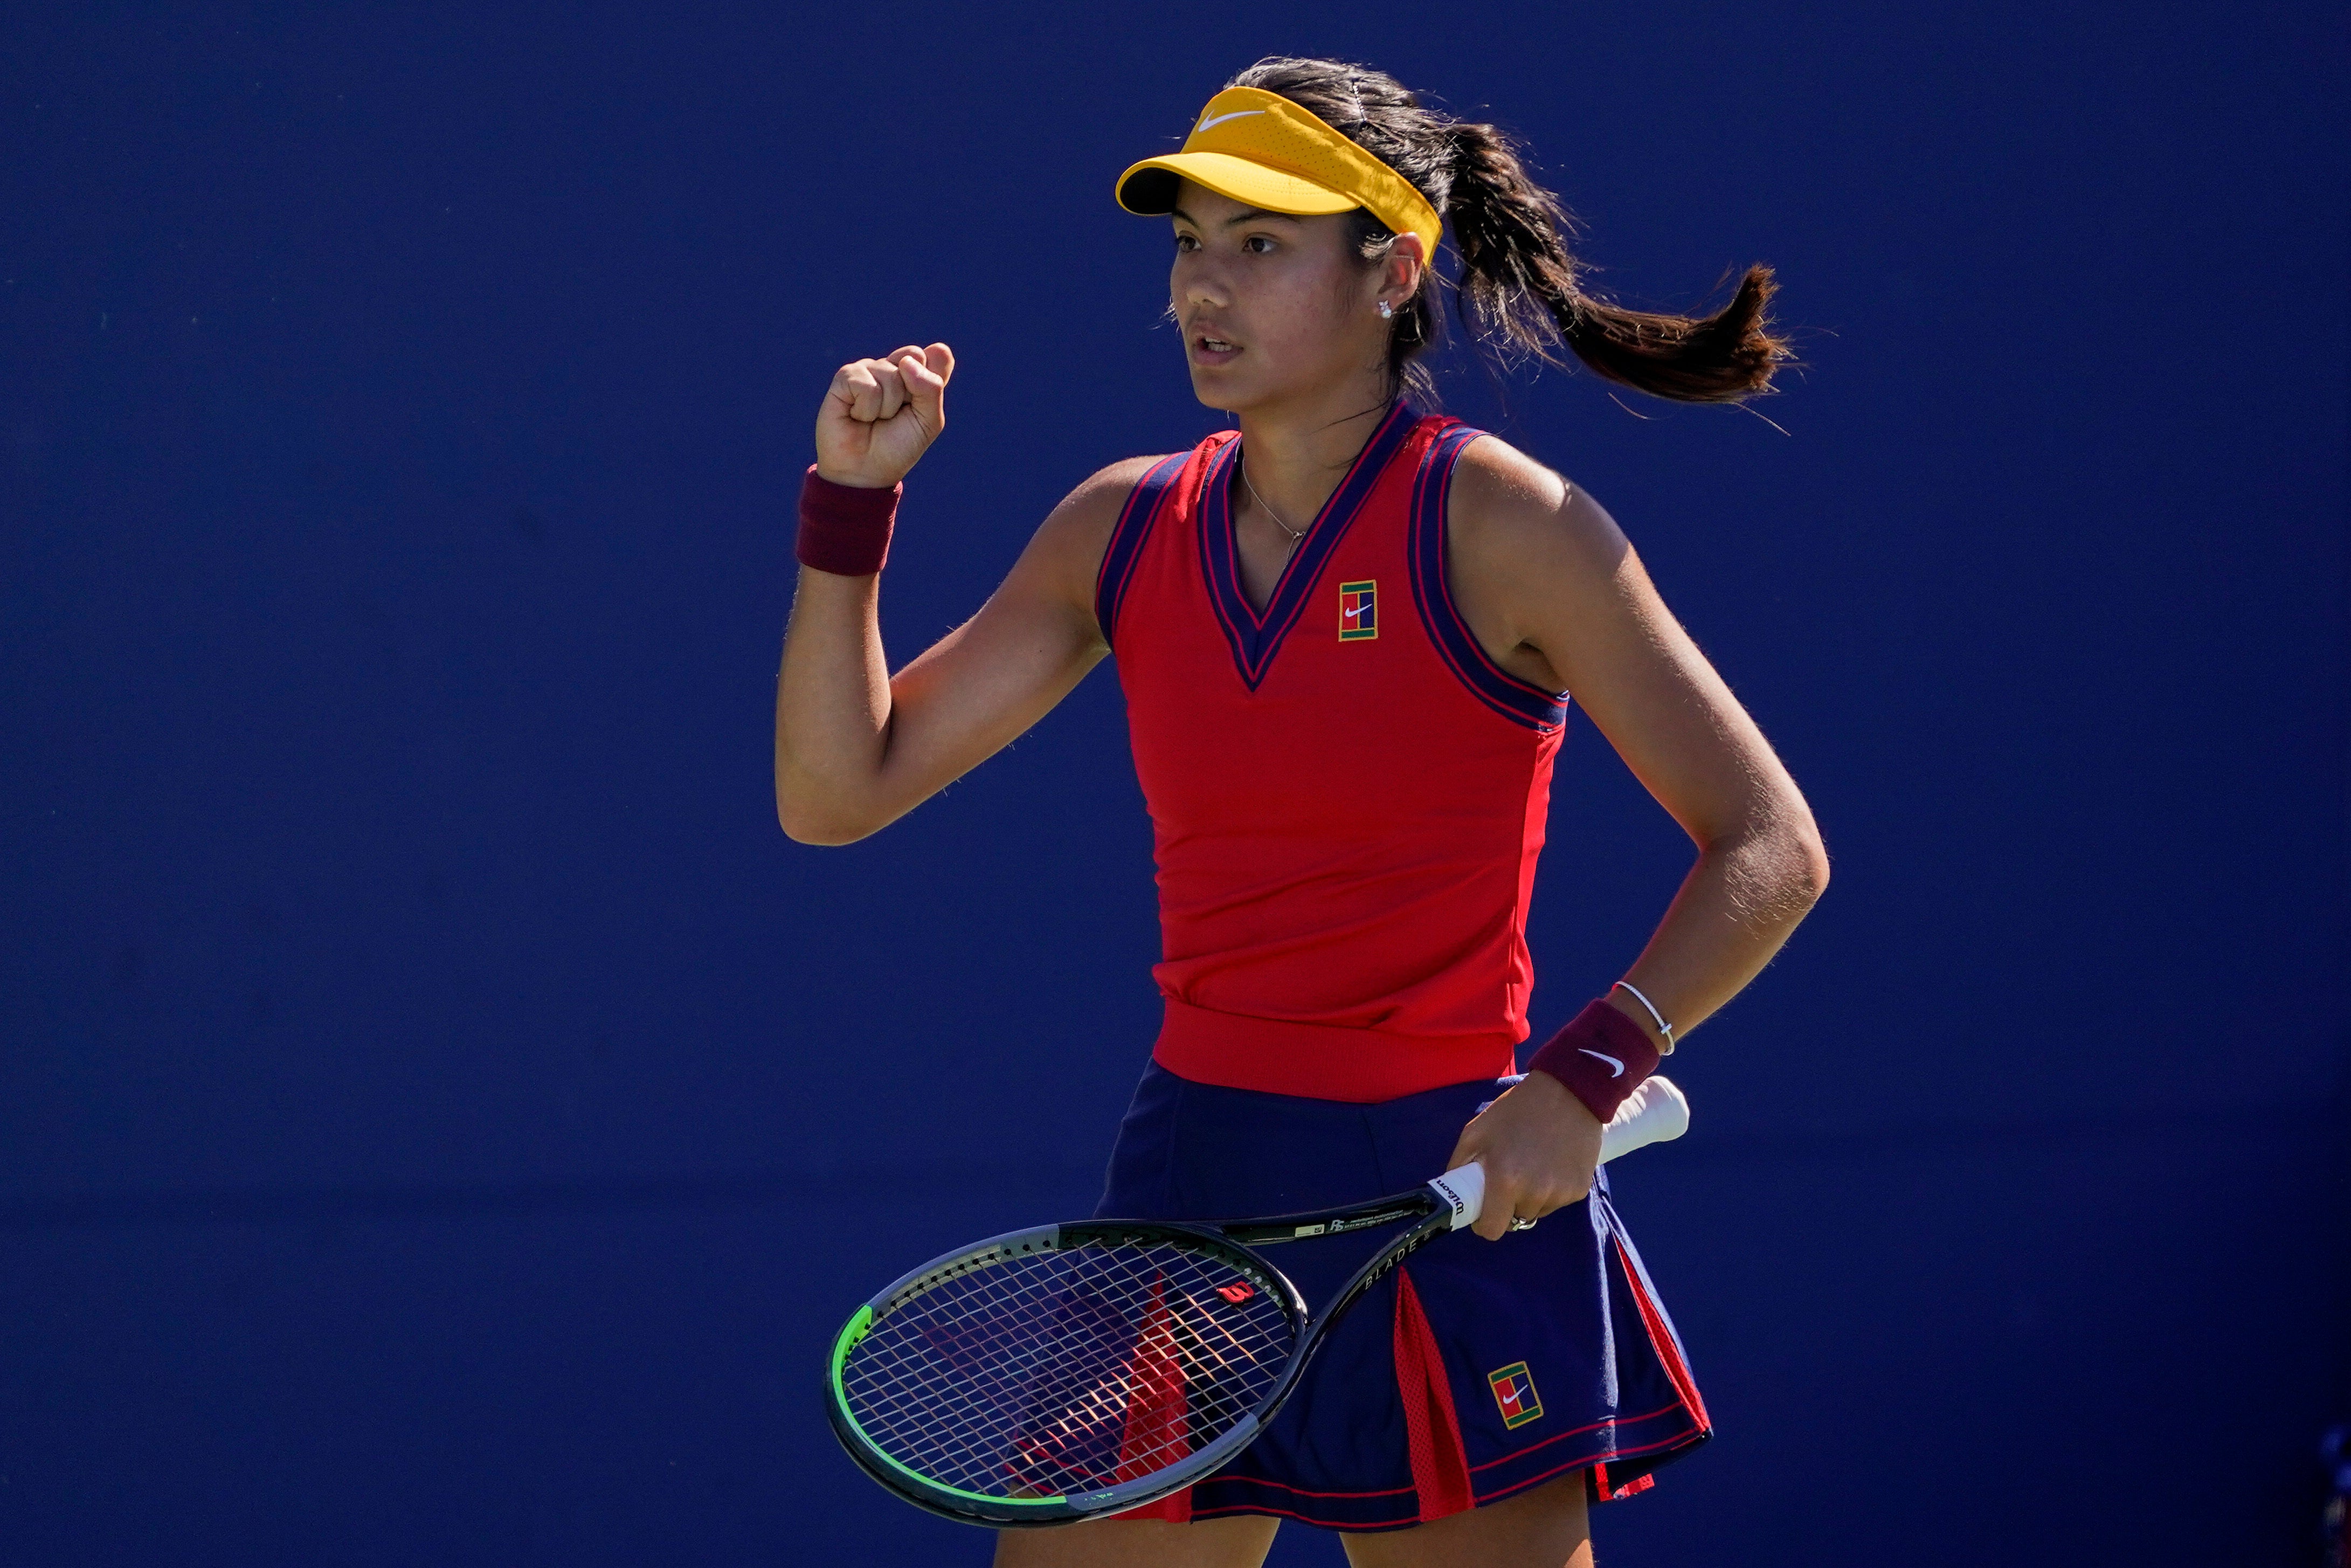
[1227,56,1789,406]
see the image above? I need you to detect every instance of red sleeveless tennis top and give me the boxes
[1095,406,1568,1102]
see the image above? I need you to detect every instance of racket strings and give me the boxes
[848,1246,1278,1493]
[841,1239,1295,1498]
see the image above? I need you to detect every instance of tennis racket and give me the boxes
[822,1075,1691,1526]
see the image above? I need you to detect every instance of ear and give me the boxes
[1381,233,1429,307]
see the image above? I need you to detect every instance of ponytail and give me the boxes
[1227,57,1790,405]
[1445,119,1786,404]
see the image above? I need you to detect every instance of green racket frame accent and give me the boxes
[826,1300,1069,1515]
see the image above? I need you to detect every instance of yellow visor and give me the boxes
[1116,87,1442,263]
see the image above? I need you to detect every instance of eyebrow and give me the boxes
[1170,204,1304,229]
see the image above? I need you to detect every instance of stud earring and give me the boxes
[1376,300,1394,320]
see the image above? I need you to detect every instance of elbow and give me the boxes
[1715,795,1828,915]
[778,816,857,848]
[777,810,876,847]
[773,751,887,845]
[1784,806,1830,910]
[775,790,881,847]
[1796,830,1830,908]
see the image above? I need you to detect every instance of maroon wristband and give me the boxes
[1525,998,1663,1124]
[796,466,900,576]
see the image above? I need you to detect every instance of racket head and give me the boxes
[825,1219,1308,1526]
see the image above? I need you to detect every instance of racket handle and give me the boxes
[1430,1075,1691,1230]
[1599,1075,1689,1164]
[1426,1163,1486,1228]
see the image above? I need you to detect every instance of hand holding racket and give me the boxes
[1449,1065,1618,1240]
[823,1075,1692,1527]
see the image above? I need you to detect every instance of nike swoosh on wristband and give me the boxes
[1576,1048,1625,1078]
[1195,109,1267,134]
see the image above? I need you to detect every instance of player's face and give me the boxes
[1168,181,1387,415]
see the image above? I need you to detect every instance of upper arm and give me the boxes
[859,455,1162,827]
[1446,438,1818,854]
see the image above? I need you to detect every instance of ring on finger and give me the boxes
[1509,1216,1537,1232]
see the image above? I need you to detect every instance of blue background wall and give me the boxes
[3,4,2343,1563]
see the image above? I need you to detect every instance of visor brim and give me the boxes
[1117,152,1358,220]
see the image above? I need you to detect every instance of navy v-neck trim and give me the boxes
[1197,402,1417,691]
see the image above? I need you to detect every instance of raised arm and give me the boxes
[773,342,1150,844]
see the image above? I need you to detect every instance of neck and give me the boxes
[1230,370,1396,528]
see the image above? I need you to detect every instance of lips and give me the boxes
[1190,324,1242,365]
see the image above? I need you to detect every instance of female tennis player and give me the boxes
[776,57,1827,1568]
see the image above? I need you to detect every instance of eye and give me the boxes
[1242,234,1277,255]
[1173,233,1199,253]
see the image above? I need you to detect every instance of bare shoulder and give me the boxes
[1448,433,1627,573]
[1023,454,1172,574]
[1006,454,1178,640]
[1443,434,1643,670]
[1038,454,1168,541]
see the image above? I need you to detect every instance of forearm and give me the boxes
[1607,813,1829,1049]
[773,523,1116,846]
[773,567,895,844]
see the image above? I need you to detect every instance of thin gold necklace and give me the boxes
[1240,460,1305,555]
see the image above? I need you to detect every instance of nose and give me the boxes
[1174,255,1230,312]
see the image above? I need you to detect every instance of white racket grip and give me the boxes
[1600,1075,1690,1164]
[1429,1075,1691,1231]
[1426,1163,1485,1229]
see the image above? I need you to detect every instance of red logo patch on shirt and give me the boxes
[1338,579,1378,641]
[1488,1362,1543,1428]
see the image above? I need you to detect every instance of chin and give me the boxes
[1188,370,1262,415]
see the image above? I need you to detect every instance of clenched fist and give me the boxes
[814,342,954,490]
